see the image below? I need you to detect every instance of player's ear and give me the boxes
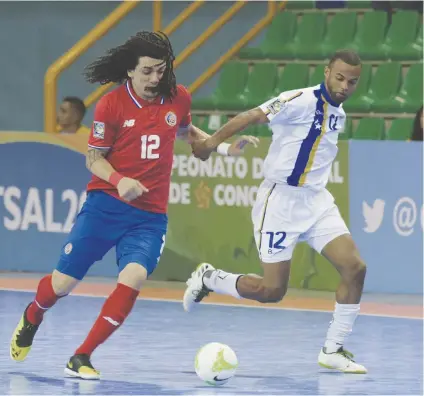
[324,66,330,79]
[127,69,134,79]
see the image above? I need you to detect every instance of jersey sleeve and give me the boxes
[259,90,304,125]
[88,94,117,149]
[177,85,192,128]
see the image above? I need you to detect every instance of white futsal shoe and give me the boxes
[318,347,367,374]
[183,263,215,312]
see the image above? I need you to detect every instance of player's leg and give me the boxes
[10,192,118,364]
[184,181,300,311]
[305,203,367,373]
[184,258,291,311]
[65,210,167,379]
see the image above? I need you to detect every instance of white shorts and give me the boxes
[252,180,350,263]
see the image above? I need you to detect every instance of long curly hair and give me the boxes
[84,31,177,99]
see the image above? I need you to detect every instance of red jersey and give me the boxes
[87,81,192,214]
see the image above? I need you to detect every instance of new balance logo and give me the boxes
[123,119,135,127]
[103,316,120,326]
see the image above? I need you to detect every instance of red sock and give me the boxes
[75,283,139,356]
[27,275,59,325]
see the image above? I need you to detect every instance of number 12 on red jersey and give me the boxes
[141,135,160,159]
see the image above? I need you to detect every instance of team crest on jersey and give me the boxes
[93,121,105,139]
[267,98,286,115]
[64,243,73,255]
[165,111,177,127]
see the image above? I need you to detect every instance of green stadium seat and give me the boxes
[320,12,358,59]
[243,63,279,108]
[191,115,201,128]
[339,117,352,140]
[386,118,414,140]
[346,0,372,8]
[285,0,315,9]
[352,118,385,140]
[191,61,248,111]
[342,64,372,113]
[363,63,402,113]
[397,63,423,113]
[199,114,229,134]
[350,12,387,60]
[239,12,297,60]
[412,23,423,60]
[291,13,327,59]
[382,11,421,60]
[309,64,325,86]
[275,63,309,94]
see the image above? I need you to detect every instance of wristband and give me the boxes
[109,172,124,187]
[216,142,231,156]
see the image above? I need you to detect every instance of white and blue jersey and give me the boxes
[252,82,350,263]
[259,83,346,191]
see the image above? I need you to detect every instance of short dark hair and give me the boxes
[63,96,86,120]
[83,31,177,100]
[329,49,362,67]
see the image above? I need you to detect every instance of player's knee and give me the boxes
[118,263,148,291]
[51,270,79,296]
[258,285,287,303]
[344,252,367,282]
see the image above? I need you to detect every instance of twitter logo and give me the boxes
[362,199,385,233]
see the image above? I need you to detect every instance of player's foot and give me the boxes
[10,303,40,362]
[64,354,100,380]
[318,347,367,374]
[183,263,215,312]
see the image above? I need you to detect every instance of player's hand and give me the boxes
[117,177,149,202]
[191,138,215,161]
[228,135,259,156]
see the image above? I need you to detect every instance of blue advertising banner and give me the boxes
[0,135,120,277]
[349,141,423,294]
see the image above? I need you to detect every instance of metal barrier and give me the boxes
[44,1,284,133]
[44,1,140,133]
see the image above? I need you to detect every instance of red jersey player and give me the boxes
[10,31,258,379]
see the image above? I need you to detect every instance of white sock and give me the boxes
[324,303,360,353]
[203,270,242,299]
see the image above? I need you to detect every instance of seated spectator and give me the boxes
[57,96,90,135]
[410,105,423,141]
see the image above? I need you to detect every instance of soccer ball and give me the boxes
[195,342,238,386]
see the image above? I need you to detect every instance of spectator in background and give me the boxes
[410,105,423,141]
[57,96,90,135]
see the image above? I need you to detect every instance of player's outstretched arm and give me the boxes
[86,148,148,202]
[178,124,259,161]
[191,108,266,160]
[177,124,210,143]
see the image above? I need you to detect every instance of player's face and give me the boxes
[324,59,361,104]
[57,102,79,128]
[128,57,167,100]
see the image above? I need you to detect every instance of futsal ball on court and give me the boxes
[195,342,238,386]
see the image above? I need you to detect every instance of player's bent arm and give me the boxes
[86,147,116,182]
[177,124,210,143]
[178,124,230,155]
[207,107,267,149]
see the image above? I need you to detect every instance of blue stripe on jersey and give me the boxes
[287,87,325,187]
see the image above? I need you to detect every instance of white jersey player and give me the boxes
[184,50,367,374]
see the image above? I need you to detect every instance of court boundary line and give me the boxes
[0,287,421,321]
